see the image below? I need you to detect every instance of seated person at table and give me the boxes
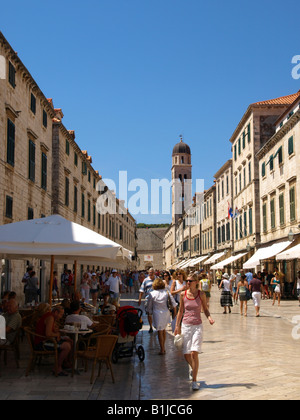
[65,301,96,330]
[0,291,10,313]
[0,299,22,345]
[34,306,72,376]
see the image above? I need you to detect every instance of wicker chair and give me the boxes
[75,334,118,384]
[0,328,21,376]
[24,327,59,377]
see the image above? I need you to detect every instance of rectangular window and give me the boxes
[5,196,13,219]
[234,145,237,161]
[81,193,85,218]
[88,199,91,222]
[279,193,285,225]
[288,136,294,155]
[262,162,266,178]
[28,140,36,182]
[28,207,34,220]
[82,161,87,175]
[74,152,78,166]
[278,146,283,165]
[263,203,267,233]
[249,208,253,235]
[239,216,243,239]
[243,167,246,188]
[244,211,247,237]
[65,177,69,207]
[7,118,15,166]
[248,161,252,183]
[290,186,296,222]
[242,132,246,149]
[41,152,47,190]
[247,123,251,143]
[238,138,241,155]
[270,198,275,229]
[43,110,47,128]
[269,155,274,171]
[235,218,238,240]
[8,62,16,88]
[74,186,78,213]
[30,93,36,114]
[93,204,96,226]
[66,140,70,155]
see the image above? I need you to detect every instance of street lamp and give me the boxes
[288,225,300,242]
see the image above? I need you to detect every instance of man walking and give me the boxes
[139,268,156,333]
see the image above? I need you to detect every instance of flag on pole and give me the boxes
[232,207,240,220]
[228,203,233,219]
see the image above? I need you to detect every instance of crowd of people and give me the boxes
[0,263,300,388]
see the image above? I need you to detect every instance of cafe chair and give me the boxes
[24,327,59,377]
[75,334,118,384]
[0,328,21,376]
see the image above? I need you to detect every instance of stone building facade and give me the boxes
[137,228,168,271]
[0,32,137,302]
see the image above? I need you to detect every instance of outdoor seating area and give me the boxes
[0,301,121,384]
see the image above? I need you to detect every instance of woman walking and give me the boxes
[170,269,187,332]
[147,278,177,355]
[271,273,281,306]
[199,273,211,309]
[174,273,215,391]
[80,272,90,306]
[236,275,249,316]
[219,273,233,314]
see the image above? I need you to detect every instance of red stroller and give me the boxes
[112,306,145,363]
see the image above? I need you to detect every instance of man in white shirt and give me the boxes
[106,270,122,303]
[65,301,96,330]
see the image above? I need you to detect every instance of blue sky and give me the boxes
[1,0,299,224]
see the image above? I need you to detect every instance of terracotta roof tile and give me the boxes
[252,91,300,106]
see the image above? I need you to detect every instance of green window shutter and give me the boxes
[7,119,15,166]
[234,145,237,161]
[263,203,267,233]
[288,136,294,155]
[270,199,275,229]
[290,187,296,221]
[262,162,266,178]
[249,208,253,235]
[247,123,251,143]
[30,93,36,114]
[29,140,36,182]
[279,194,285,225]
[41,152,47,190]
[269,155,274,171]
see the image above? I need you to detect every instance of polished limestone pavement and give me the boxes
[0,287,300,400]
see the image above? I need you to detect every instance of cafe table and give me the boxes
[59,327,93,375]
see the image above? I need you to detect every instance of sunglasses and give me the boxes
[187,279,197,283]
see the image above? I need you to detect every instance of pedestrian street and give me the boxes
[0,287,300,400]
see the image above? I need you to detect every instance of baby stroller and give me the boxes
[112,306,145,364]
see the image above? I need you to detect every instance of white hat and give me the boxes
[92,273,97,276]
[222,273,229,279]
[112,269,117,273]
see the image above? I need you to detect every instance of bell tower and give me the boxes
[172,136,192,225]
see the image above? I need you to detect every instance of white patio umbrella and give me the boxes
[0,214,124,303]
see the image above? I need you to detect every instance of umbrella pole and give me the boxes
[49,256,54,305]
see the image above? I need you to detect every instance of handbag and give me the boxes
[167,292,176,319]
[174,334,183,350]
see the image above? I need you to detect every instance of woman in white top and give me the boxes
[163,271,173,291]
[80,272,90,305]
[147,278,177,355]
[219,273,233,314]
[170,270,187,332]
